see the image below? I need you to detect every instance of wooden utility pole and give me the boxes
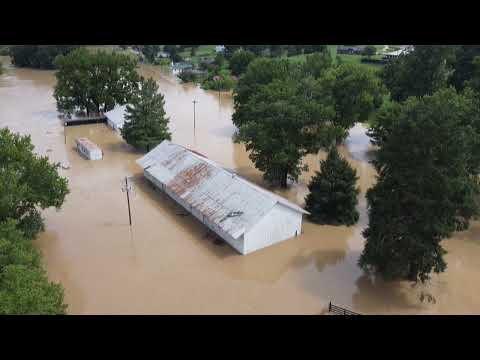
[122,177,132,226]
[64,122,67,145]
[192,100,197,131]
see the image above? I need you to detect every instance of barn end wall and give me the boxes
[244,203,303,254]
[144,171,245,254]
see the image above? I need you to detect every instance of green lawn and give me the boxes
[179,45,217,65]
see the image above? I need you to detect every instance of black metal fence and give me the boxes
[328,302,361,315]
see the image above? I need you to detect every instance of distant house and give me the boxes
[158,51,170,58]
[136,141,309,255]
[105,105,128,133]
[215,45,225,53]
[382,47,413,60]
[172,62,194,75]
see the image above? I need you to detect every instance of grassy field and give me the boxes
[179,45,217,65]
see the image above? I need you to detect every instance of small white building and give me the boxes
[105,105,128,133]
[215,45,225,53]
[76,138,103,160]
[136,141,309,255]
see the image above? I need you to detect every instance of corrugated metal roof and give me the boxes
[105,105,127,130]
[137,141,309,240]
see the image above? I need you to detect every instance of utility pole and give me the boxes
[122,176,133,226]
[192,100,197,131]
[64,122,67,145]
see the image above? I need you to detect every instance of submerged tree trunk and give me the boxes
[281,169,288,188]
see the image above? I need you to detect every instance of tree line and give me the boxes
[0,128,69,314]
[232,44,480,287]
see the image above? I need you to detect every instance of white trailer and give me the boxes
[76,138,103,160]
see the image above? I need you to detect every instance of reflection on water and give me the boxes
[1,56,480,314]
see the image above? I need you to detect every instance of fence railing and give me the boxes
[328,302,361,315]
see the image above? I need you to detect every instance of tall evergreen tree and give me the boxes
[305,147,359,225]
[121,78,171,152]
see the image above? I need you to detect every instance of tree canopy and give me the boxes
[54,47,140,116]
[233,56,384,187]
[229,50,256,77]
[9,45,79,69]
[121,77,172,152]
[305,147,359,225]
[449,45,480,90]
[0,219,66,314]
[235,75,342,187]
[0,128,69,239]
[141,45,161,63]
[380,45,456,102]
[360,87,480,283]
[0,128,68,314]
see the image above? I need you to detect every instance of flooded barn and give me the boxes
[137,141,309,254]
[105,105,127,133]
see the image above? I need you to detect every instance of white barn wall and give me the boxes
[144,172,245,254]
[244,203,303,254]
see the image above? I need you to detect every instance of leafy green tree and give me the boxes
[0,219,66,315]
[305,147,359,225]
[202,69,235,91]
[302,51,334,79]
[121,78,171,152]
[233,58,297,128]
[0,264,66,315]
[9,45,79,69]
[54,47,140,116]
[464,56,480,93]
[236,77,341,187]
[141,45,161,63]
[0,128,69,239]
[363,45,376,58]
[450,45,480,90]
[223,45,242,59]
[380,45,456,102]
[321,63,386,135]
[359,88,480,283]
[214,53,226,68]
[229,50,256,76]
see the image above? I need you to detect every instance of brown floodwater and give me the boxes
[1,57,479,314]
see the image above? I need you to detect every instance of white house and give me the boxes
[76,138,103,160]
[136,141,309,255]
[105,105,128,133]
[215,45,225,53]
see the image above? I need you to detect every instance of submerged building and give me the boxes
[105,105,127,133]
[136,141,309,255]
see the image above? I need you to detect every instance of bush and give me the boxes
[178,70,200,83]
[202,69,235,91]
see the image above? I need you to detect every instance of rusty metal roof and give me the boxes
[137,141,308,240]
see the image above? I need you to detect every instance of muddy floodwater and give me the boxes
[1,57,480,314]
